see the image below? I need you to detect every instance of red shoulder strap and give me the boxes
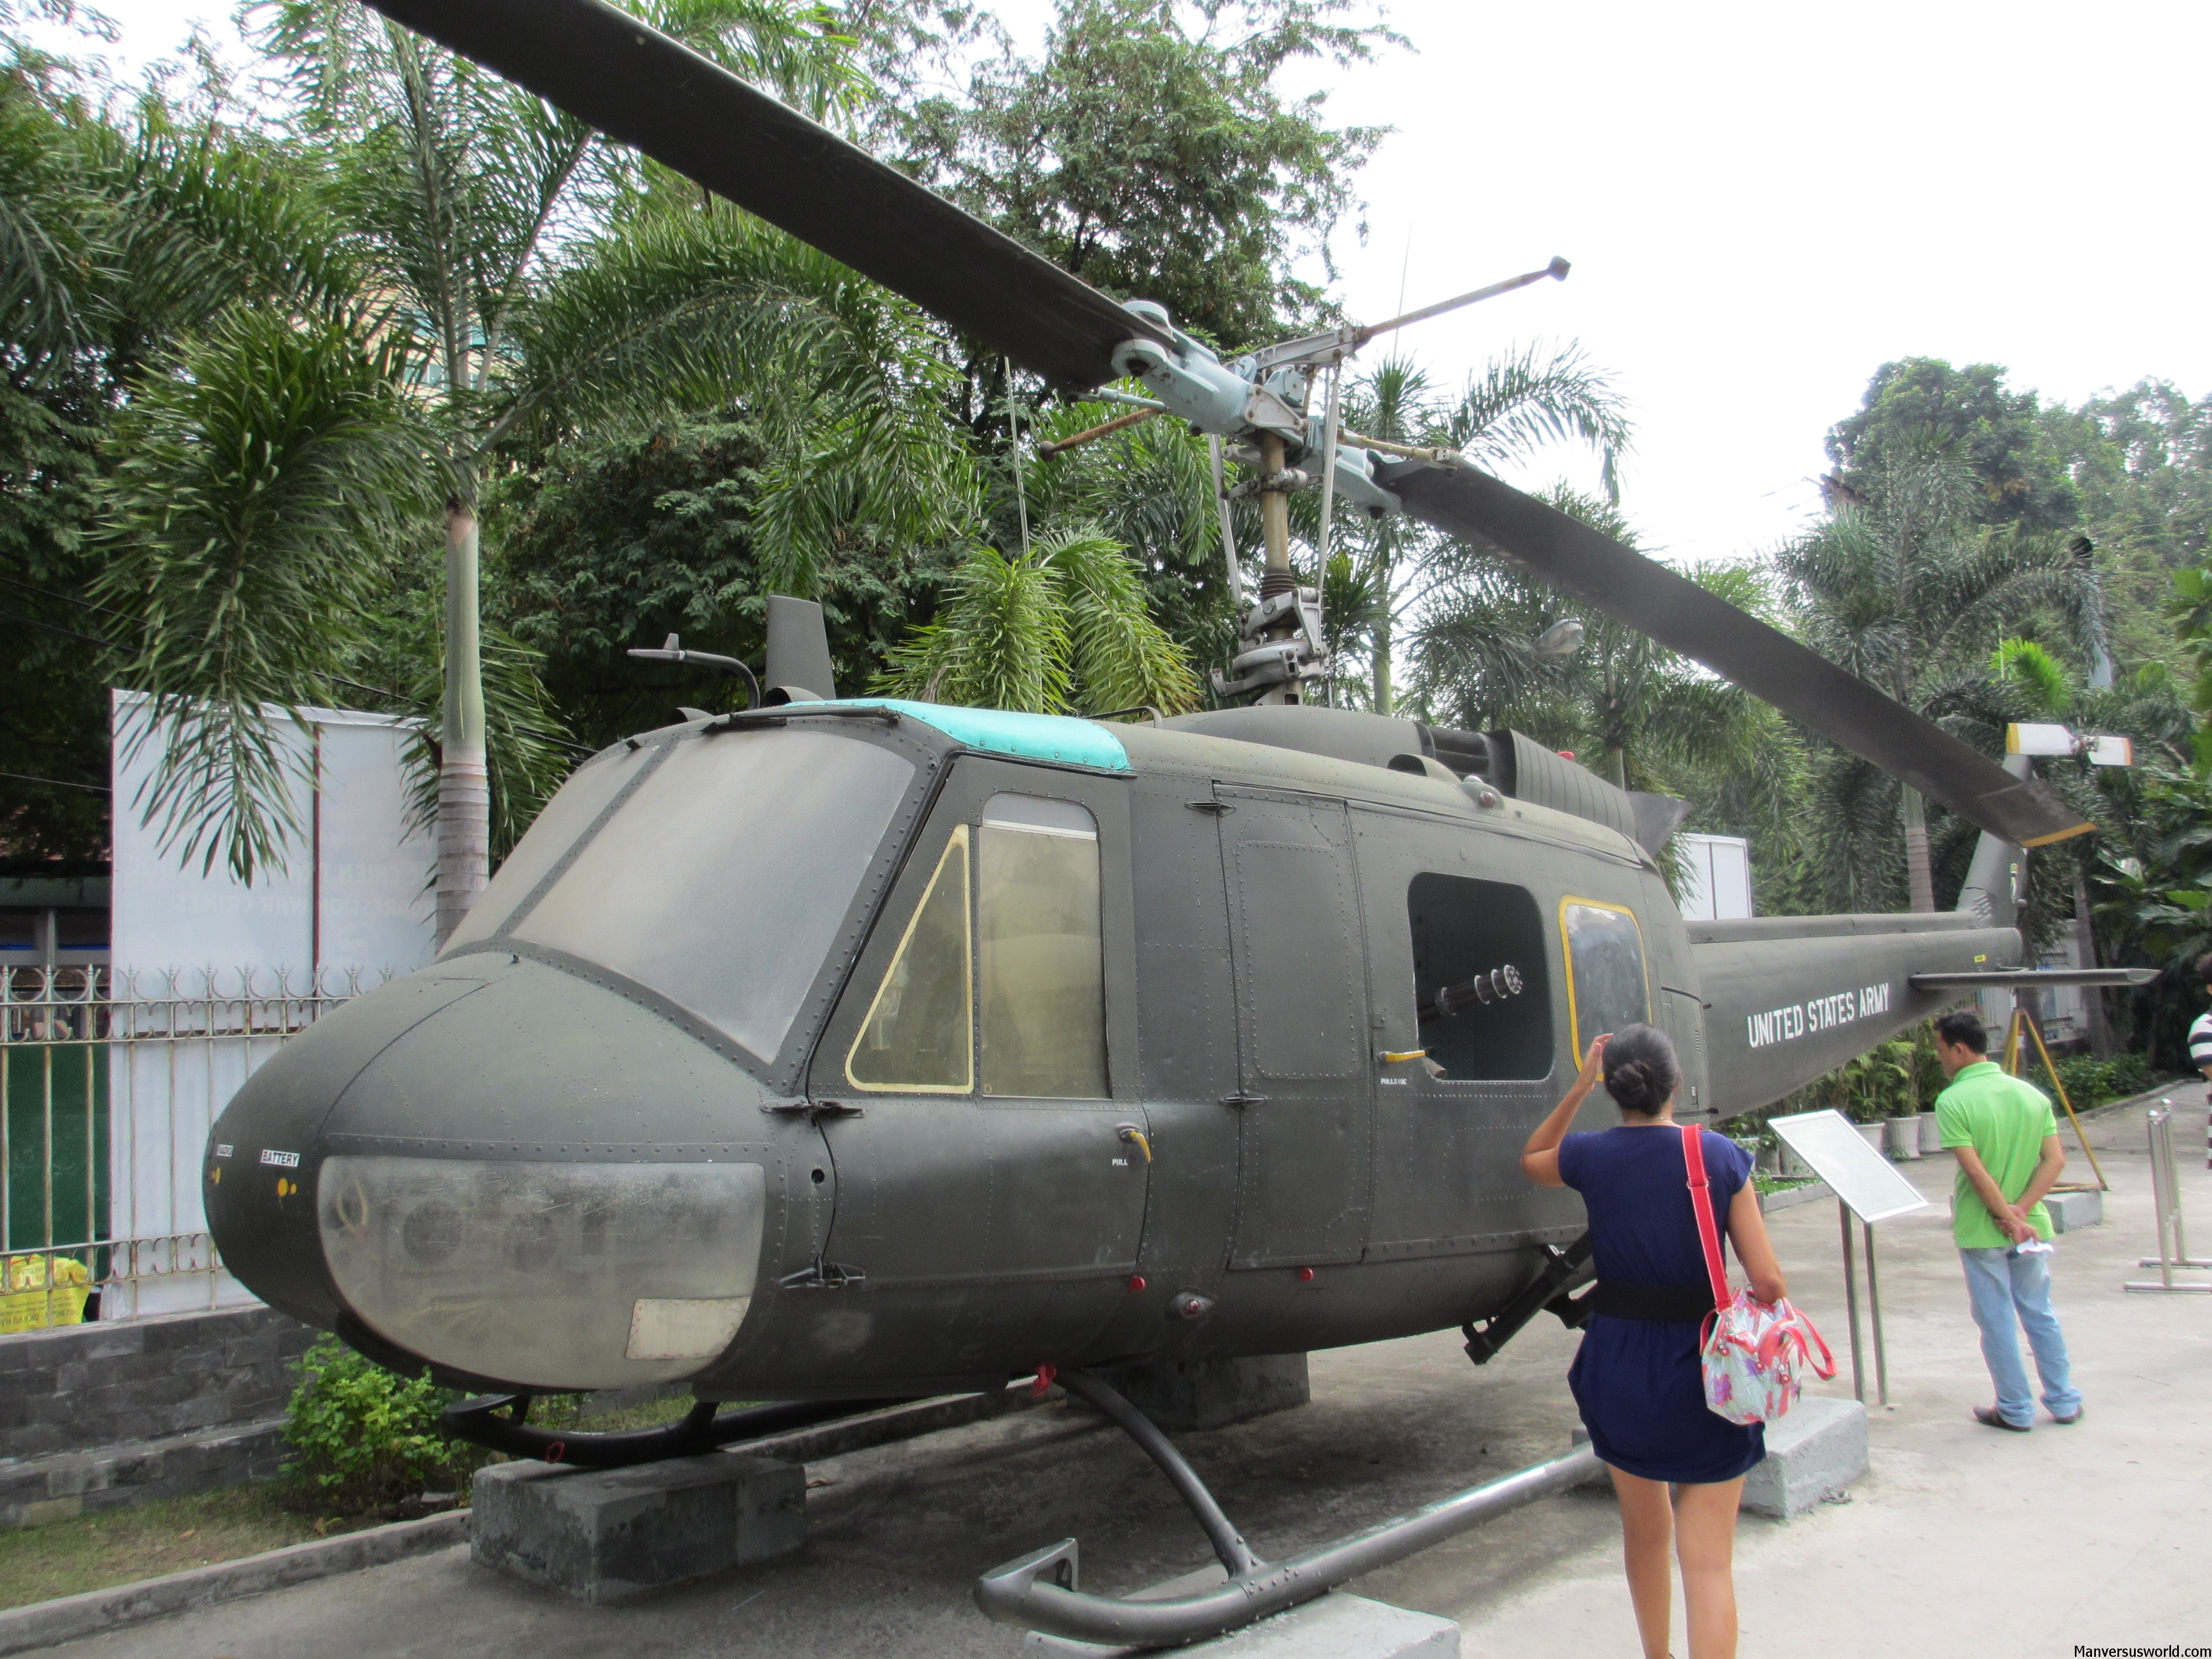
[1682,1124,1731,1310]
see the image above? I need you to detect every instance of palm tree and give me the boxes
[0,53,461,878]
[95,309,439,879]
[1412,488,1797,870]
[1953,638,2190,1052]
[875,523,1201,716]
[1325,347,1630,714]
[1776,457,2101,911]
[1021,394,1240,675]
[257,0,864,941]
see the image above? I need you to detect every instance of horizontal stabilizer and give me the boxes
[1909,968,2158,990]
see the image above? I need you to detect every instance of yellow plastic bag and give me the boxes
[0,1254,92,1333]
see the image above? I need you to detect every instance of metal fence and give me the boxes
[2,964,389,1329]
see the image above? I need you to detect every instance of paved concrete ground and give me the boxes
[45,1094,2212,1657]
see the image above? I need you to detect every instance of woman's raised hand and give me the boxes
[1578,1032,1610,1089]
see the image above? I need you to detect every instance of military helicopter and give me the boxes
[202,0,2152,1644]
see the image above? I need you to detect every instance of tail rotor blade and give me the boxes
[362,0,1161,389]
[1390,464,2093,848]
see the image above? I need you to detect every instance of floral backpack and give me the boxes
[1682,1125,1835,1425]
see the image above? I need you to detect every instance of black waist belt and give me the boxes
[1589,1281,1716,1322]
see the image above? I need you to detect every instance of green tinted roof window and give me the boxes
[816,701,1131,771]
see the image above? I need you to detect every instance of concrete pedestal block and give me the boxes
[1025,1590,1458,1656]
[2045,1188,2104,1232]
[1095,1354,1310,1431]
[1740,1395,1867,1520]
[1882,1117,1922,1160]
[471,1452,803,1602]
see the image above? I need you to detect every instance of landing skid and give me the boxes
[441,1393,907,1468]
[974,1368,1598,1648]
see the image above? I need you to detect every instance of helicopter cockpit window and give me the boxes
[978,795,1108,1099]
[1561,898,1649,1064]
[513,728,915,1062]
[1407,874,1552,1081]
[846,828,973,1093]
[444,741,653,952]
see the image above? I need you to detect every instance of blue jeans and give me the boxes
[1960,1246,2083,1426]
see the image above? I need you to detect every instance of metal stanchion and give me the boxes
[2125,1103,2212,1293]
[1863,1218,1890,1407]
[1840,1199,1866,1401]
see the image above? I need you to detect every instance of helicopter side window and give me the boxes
[1561,897,1650,1064]
[1407,874,1552,1081]
[846,828,973,1093]
[978,795,1108,1099]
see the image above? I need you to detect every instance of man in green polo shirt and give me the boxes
[1933,1009,2081,1432]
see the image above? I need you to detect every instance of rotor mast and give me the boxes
[1099,265,1570,706]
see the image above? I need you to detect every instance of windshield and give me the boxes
[512,727,915,1061]
[445,742,656,951]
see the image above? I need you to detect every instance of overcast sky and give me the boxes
[37,1,2212,567]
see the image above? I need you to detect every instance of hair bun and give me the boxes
[1599,1024,1681,1117]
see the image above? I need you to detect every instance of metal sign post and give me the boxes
[1771,1109,1932,1406]
[2125,1103,2212,1293]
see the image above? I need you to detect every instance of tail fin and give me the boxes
[1955,753,2031,930]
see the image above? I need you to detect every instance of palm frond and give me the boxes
[93,306,440,881]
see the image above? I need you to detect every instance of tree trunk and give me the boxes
[1371,611,1392,716]
[1901,784,1935,913]
[1603,744,1626,789]
[436,497,489,948]
[2073,860,2114,1058]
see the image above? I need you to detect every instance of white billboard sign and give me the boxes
[107,692,436,1315]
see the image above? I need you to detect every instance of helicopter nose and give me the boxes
[207,956,774,1391]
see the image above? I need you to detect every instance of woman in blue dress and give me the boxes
[1521,1024,1788,1659]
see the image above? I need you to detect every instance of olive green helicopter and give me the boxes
[202,1,2148,1642]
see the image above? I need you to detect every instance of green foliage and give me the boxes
[888,0,1396,352]
[94,308,439,881]
[2092,760,2212,1067]
[2037,380,2211,675]
[1771,455,2100,915]
[1331,351,1631,714]
[0,377,105,860]
[283,1336,486,1515]
[876,524,1202,715]
[492,413,961,744]
[1410,487,1798,896]
[2025,1048,2153,1111]
[1022,397,1242,673]
[1761,1024,1944,1125]
[1828,358,2079,533]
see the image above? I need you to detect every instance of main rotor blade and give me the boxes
[1389,464,2094,848]
[361,0,1163,389]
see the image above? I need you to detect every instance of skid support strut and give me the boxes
[974,1367,1598,1647]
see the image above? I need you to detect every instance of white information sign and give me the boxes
[1768,1109,1931,1225]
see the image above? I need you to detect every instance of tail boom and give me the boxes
[1689,913,2021,1118]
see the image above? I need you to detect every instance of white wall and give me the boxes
[106,692,436,1316]
[1675,833,1754,922]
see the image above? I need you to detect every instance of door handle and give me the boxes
[1115,1125,1152,1163]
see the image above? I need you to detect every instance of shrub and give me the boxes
[283,1336,488,1515]
[2034,1049,2157,1110]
